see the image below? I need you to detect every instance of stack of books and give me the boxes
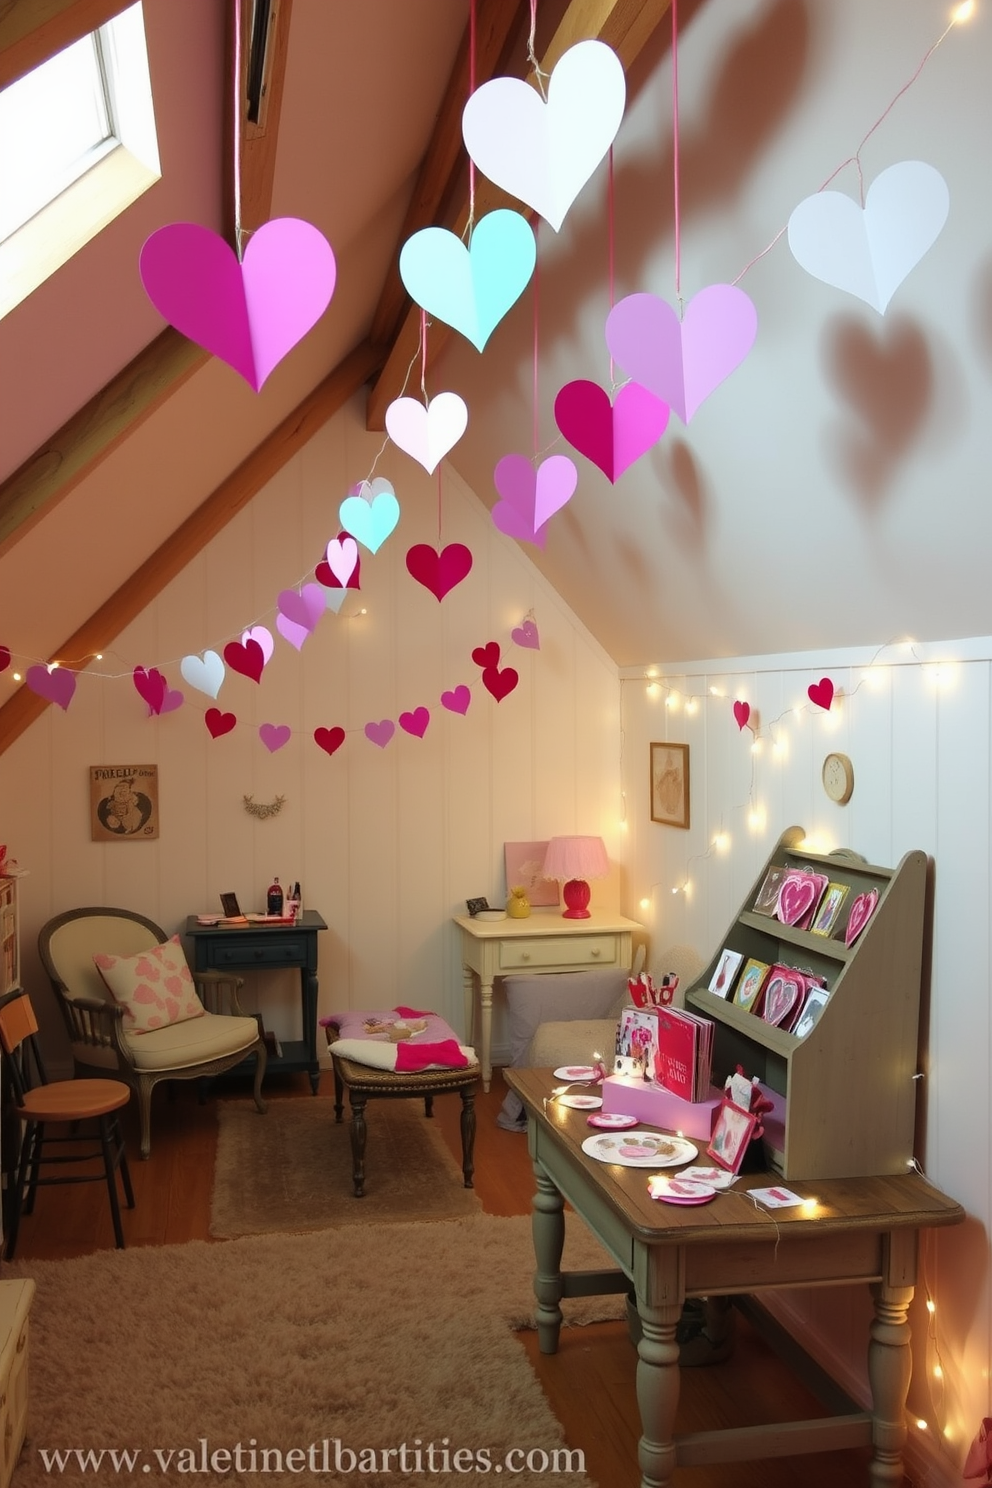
[617,1004,714,1102]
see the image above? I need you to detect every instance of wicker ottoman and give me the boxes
[323,1024,479,1198]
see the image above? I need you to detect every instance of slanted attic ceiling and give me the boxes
[1,0,991,703]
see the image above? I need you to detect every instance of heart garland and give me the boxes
[316,532,362,591]
[0,646,10,672]
[26,665,76,710]
[259,723,292,753]
[807,677,835,711]
[733,701,751,731]
[205,708,237,739]
[181,651,225,699]
[223,638,265,683]
[338,492,399,554]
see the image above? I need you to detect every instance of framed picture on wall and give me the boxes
[650,742,690,828]
[503,842,560,907]
[90,764,159,841]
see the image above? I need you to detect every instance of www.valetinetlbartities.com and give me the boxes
[35,1439,589,1476]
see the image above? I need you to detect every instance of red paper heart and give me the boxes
[808,677,834,710]
[399,707,430,738]
[733,700,750,730]
[405,542,473,601]
[482,664,518,702]
[205,708,237,738]
[223,639,264,682]
[133,666,166,713]
[844,889,878,946]
[313,726,346,756]
[472,641,501,669]
[0,646,10,672]
[316,532,361,590]
[777,874,817,926]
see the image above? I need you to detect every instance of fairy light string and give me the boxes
[671,0,682,306]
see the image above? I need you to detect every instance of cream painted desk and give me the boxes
[453,910,641,1090]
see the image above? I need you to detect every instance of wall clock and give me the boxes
[821,751,854,805]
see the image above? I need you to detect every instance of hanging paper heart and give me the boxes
[482,664,518,702]
[348,476,395,503]
[365,719,395,749]
[553,379,669,482]
[133,667,167,714]
[338,491,400,554]
[808,677,835,711]
[0,647,11,672]
[159,686,184,714]
[181,650,225,699]
[492,453,577,544]
[316,531,361,590]
[276,614,312,651]
[258,723,291,753]
[511,620,540,650]
[787,161,949,314]
[139,218,337,392]
[399,209,536,351]
[472,642,501,669]
[205,708,236,738]
[314,725,346,756]
[406,543,473,602]
[242,626,274,665]
[385,393,468,474]
[461,39,626,233]
[321,588,349,615]
[26,664,76,710]
[606,286,758,425]
[441,685,471,715]
[223,638,265,683]
[399,706,430,738]
[733,701,750,731]
[324,537,359,588]
[278,585,326,633]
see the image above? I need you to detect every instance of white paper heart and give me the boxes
[348,476,395,504]
[241,626,274,666]
[787,160,949,314]
[180,650,225,699]
[385,392,468,474]
[325,536,358,587]
[461,39,625,233]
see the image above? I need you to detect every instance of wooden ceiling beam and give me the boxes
[365,0,672,432]
[0,337,384,757]
[0,0,129,89]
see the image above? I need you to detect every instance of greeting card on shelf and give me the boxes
[707,1097,758,1174]
[734,958,770,1012]
[811,882,849,936]
[753,865,786,916]
[776,867,829,929]
[708,948,743,998]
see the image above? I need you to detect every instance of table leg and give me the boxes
[635,1296,683,1488]
[479,978,494,1092]
[303,968,319,1094]
[459,1087,476,1188]
[347,1092,368,1198]
[532,1164,565,1354]
[462,964,476,1047]
[867,1278,914,1486]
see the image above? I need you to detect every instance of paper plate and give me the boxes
[680,1166,737,1191]
[648,1176,717,1205]
[553,1065,598,1081]
[557,1093,603,1110]
[581,1132,698,1169]
[586,1111,639,1130]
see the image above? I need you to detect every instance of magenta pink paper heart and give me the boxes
[492,453,577,543]
[133,666,166,713]
[26,664,76,710]
[365,720,395,748]
[399,706,430,738]
[511,620,540,649]
[278,585,325,632]
[441,685,471,715]
[777,875,817,926]
[259,723,292,753]
[553,379,669,482]
[160,687,184,713]
[406,543,473,601]
[733,700,750,730]
[606,286,757,424]
[139,218,337,392]
[845,889,878,946]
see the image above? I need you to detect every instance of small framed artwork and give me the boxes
[650,742,690,829]
[707,1097,759,1174]
[794,987,830,1039]
[811,882,849,937]
[90,764,159,841]
[465,897,490,917]
[708,948,743,999]
[753,865,786,917]
[734,958,769,1013]
[503,842,560,907]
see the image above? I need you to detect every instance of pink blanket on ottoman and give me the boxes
[320,1006,475,1071]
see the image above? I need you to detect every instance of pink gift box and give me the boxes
[600,1075,724,1141]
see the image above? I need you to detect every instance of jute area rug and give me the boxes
[210,1097,481,1237]
[7,1215,626,1487]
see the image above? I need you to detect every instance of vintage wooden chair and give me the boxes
[0,988,135,1257]
[38,907,267,1159]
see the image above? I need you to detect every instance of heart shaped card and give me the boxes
[776,869,828,929]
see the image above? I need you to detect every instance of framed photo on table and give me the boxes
[650,742,690,828]
[503,842,560,907]
[707,1097,759,1174]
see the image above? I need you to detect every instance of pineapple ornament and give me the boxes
[506,885,531,919]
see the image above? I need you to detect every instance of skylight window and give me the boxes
[0,2,161,318]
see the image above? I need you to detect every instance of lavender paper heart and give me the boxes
[605,285,757,424]
[365,719,395,749]
[26,664,77,710]
[259,723,292,753]
[278,585,326,632]
[492,453,576,544]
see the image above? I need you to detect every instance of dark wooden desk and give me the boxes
[185,912,327,1094]
[506,1067,965,1488]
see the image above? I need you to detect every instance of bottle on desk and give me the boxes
[266,877,284,915]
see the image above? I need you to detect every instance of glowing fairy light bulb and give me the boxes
[952,0,975,21]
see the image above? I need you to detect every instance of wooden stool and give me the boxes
[324,1027,479,1198]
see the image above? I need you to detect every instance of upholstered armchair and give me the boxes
[38,906,267,1158]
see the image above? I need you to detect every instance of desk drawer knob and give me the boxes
[254,950,263,960]
[590,948,601,958]
[520,951,531,961]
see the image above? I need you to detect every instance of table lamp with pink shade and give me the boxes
[541,835,610,919]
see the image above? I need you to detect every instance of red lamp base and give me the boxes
[561,878,592,919]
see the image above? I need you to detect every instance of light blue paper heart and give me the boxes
[338,491,400,554]
[399,209,536,352]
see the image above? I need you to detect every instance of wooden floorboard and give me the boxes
[2,1068,879,1486]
